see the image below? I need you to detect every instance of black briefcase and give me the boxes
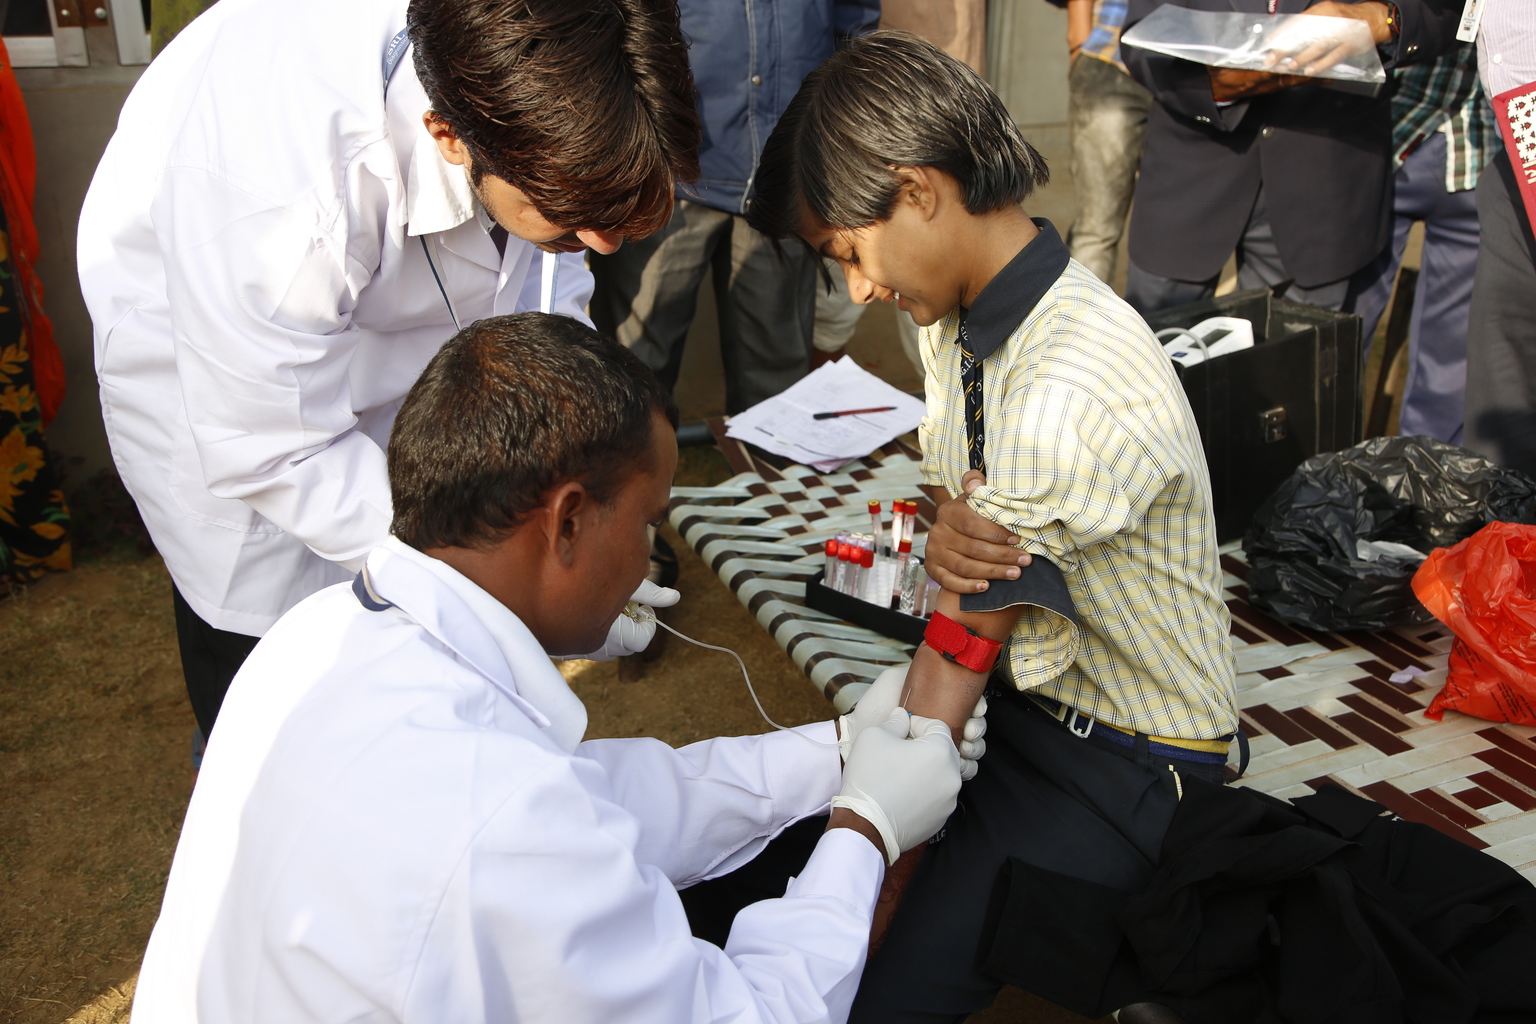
[1144,288,1363,542]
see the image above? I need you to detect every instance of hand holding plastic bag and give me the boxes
[1414,522,1536,726]
[1122,4,1386,91]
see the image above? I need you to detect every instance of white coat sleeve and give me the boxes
[577,721,842,886]
[152,167,392,572]
[406,755,884,1024]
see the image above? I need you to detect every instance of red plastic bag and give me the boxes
[1414,521,1536,725]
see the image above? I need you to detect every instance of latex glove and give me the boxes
[838,664,989,780]
[578,580,681,661]
[831,709,962,865]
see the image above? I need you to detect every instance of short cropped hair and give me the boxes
[389,313,679,551]
[409,0,701,240]
[748,31,1049,239]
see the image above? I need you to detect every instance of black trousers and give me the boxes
[172,585,260,739]
[1464,148,1536,477]
[850,687,1227,1024]
[679,813,829,948]
[682,688,1228,1022]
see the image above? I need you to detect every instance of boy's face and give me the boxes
[799,168,965,329]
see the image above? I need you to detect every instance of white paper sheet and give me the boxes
[724,357,926,471]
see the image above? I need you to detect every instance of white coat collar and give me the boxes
[364,537,589,752]
[405,130,479,238]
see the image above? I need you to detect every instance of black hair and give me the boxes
[409,0,701,239]
[748,31,1049,239]
[388,312,679,551]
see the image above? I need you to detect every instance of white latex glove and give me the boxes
[838,664,989,780]
[576,580,681,662]
[831,709,962,866]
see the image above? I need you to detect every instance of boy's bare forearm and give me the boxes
[901,588,1021,743]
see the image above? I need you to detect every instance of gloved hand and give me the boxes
[577,580,681,661]
[831,709,962,866]
[837,664,989,780]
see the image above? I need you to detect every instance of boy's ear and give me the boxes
[891,166,941,221]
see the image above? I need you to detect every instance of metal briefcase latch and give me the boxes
[1261,407,1288,443]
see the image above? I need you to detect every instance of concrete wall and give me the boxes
[18,25,142,475]
[987,0,1069,128]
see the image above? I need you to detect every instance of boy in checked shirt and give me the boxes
[749,31,1238,1023]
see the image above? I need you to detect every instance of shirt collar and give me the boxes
[363,537,589,753]
[957,219,1071,360]
[405,130,480,238]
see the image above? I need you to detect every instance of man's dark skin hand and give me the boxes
[1207,0,1395,102]
[922,470,1034,595]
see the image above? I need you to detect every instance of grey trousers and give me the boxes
[1347,131,1481,446]
[589,199,817,414]
[1125,184,1352,317]
[1464,149,1536,476]
[1066,55,1151,284]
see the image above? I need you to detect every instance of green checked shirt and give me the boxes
[1392,45,1498,193]
[917,221,1237,741]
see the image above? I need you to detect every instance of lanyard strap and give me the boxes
[382,27,410,95]
[957,312,987,475]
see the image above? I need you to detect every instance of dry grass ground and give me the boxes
[0,555,183,1023]
[0,448,1097,1023]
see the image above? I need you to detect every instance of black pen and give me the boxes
[813,406,897,420]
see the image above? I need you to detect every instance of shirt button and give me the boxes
[1261,125,1274,138]
[751,74,762,85]
[1493,53,1503,64]
[1196,115,1211,122]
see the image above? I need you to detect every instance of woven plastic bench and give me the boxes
[669,421,1536,883]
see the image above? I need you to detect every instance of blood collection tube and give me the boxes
[900,500,917,549]
[868,500,883,555]
[858,545,876,603]
[890,500,906,559]
[893,537,912,605]
[923,578,940,618]
[835,540,853,593]
[824,538,838,590]
[899,555,922,615]
[847,542,865,598]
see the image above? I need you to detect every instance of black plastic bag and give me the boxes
[1243,436,1536,632]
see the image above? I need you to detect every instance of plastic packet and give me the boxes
[1414,522,1536,726]
[1243,436,1536,632]
[1122,5,1385,94]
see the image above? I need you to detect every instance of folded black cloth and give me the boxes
[984,781,1536,1023]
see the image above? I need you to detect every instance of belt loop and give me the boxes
[1134,730,1150,767]
[1230,729,1251,782]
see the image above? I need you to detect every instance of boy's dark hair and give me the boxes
[389,312,679,551]
[748,31,1048,239]
[409,0,701,240]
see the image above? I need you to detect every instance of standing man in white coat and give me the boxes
[76,0,701,740]
[132,312,964,1023]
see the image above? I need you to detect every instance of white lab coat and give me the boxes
[76,0,592,636]
[131,537,881,1024]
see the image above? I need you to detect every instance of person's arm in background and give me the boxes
[1068,0,1094,60]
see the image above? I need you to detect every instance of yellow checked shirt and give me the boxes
[918,222,1237,741]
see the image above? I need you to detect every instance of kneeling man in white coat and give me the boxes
[131,311,965,1024]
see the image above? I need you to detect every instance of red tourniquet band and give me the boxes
[924,611,1005,675]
